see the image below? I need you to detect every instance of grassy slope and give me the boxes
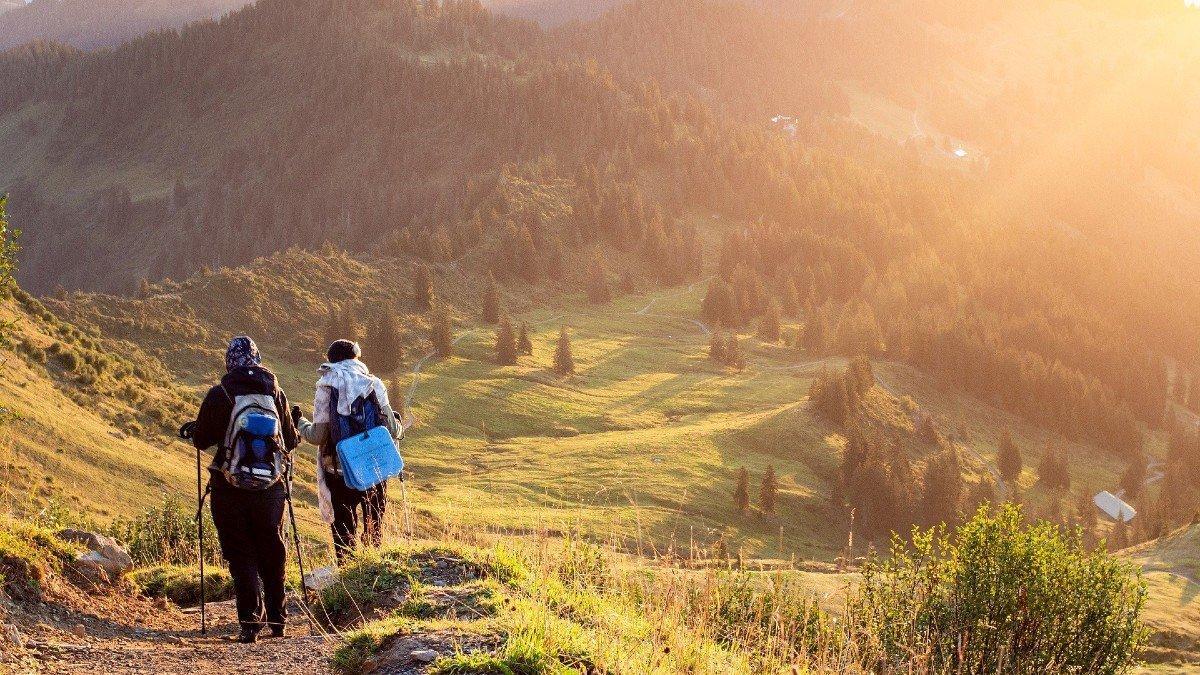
[1124,525,1200,670]
[0,288,194,521]
[45,242,1150,563]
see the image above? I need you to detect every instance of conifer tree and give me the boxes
[997,428,1022,482]
[921,446,964,527]
[709,331,726,363]
[780,278,801,317]
[801,310,829,355]
[517,321,533,356]
[1078,490,1098,540]
[760,464,778,515]
[494,315,517,365]
[758,299,782,342]
[1111,518,1130,550]
[1120,456,1146,499]
[701,279,736,327]
[481,274,501,324]
[585,256,612,305]
[552,326,574,375]
[366,311,404,373]
[733,467,750,512]
[412,263,434,311]
[430,308,453,358]
[724,333,745,369]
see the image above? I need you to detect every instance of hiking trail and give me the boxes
[14,596,333,674]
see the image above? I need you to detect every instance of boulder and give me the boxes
[410,649,438,663]
[57,529,133,586]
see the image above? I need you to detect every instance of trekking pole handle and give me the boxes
[179,421,197,440]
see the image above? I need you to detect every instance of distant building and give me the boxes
[1094,491,1136,522]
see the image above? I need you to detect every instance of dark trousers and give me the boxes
[326,471,387,564]
[210,480,287,633]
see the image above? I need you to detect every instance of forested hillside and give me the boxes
[0,0,249,50]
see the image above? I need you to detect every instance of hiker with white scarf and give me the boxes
[292,339,402,563]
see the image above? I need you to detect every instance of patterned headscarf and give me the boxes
[225,336,261,372]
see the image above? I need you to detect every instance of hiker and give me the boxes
[294,339,403,563]
[189,336,299,643]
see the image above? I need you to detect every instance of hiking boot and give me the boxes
[268,625,285,639]
[236,628,258,644]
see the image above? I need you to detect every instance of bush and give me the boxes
[849,504,1146,673]
[0,517,79,597]
[128,564,234,606]
[108,498,220,566]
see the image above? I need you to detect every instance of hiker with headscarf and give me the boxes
[190,336,299,643]
[293,339,402,563]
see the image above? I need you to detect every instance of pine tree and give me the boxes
[430,308,453,357]
[760,464,778,515]
[1120,456,1146,499]
[733,467,750,512]
[701,279,736,327]
[585,256,612,305]
[921,447,964,527]
[481,273,501,324]
[517,321,533,356]
[1110,518,1130,550]
[757,299,782,342]
[724,333,745,369]
[801,309,829,355]
[1037,448,1071,492]
[366,311,404,373]
[997,428,1022,482]
[412,263,434,311]
[708,331,726,363]
[780,278,801,317]
[967,478,997,511]
[494,315,517,365]
[552,326,575,375]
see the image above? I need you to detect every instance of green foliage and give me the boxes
[0,516,78,596]
[127,564,234,606]
[850,504,1147,673]
[0,195,20,289]
[551,326,574,375]
[430,308,454,358]
[998,427,1022,482]
[108,498,220,566]
[732,467,749,512]
[495,315,518,366]
[318,549,415,619]
[759,464,778,515]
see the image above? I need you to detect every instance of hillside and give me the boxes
[0,283,196,520]
[0,0,249,50]
[41,241,1154,562]
[1124,524,1200,670]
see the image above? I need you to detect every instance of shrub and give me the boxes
[849,504,1146,673]
[127,564,234,606]
[0,517,78,597]
[319,549,415,620]
[108,498,220,566]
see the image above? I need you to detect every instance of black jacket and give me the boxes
[193,366,300,470]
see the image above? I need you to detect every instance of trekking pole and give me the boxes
[284,464,308,604]
[180,421,206,635]
[400,471,412,539]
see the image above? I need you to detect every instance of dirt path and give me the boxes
[24,597,336,675]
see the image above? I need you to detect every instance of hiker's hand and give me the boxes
[178,421,196,440]
[291,405,303,426]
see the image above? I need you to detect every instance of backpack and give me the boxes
[328,388,403,491]
[220,387,287,490]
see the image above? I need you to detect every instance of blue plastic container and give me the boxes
[336,426,403,491]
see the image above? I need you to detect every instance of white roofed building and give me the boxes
[1093,491,1136,522]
